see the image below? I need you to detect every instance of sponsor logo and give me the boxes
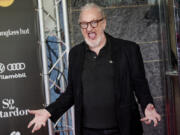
[0,62,26,73]
[10,131,21,135]
[0,62,27,79]
[0,0,15,7]
[0,63,5,73]
[7,63,25,71]
[0,98,29,119]
[0,73,27,80]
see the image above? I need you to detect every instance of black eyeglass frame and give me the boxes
[79,18,104,29]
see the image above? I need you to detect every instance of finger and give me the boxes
[141,117,152,125]
[32,123,37,133]
[143,118,152,125]
[146,119,152,124]
[28,110,38,115]
[156,114,161,121]
[42,122,46,127]
[153,118,158,127]
[140,117,148,122]
[28,120,35,128]
[144,120,151,125]
[36,124,42,131]
[32,123,41,133]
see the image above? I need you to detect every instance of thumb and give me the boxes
[28,110,38,115]
[140,117,148,122]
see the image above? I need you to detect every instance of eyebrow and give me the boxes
[79,17,103,23]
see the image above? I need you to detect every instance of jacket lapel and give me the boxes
[107,34,125,106]
[74,42,86,97]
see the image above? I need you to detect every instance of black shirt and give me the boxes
[82,40,118,129]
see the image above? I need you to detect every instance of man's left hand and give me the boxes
[140,104,161,127]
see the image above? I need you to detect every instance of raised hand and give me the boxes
[27,109,51,133]
[140,104,161,127]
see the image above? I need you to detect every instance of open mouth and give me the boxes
[88,32,96,40]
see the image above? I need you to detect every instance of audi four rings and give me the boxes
[0,63,25,73]
[7,63,25,71]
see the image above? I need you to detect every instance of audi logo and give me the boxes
[7,63,26,71]
[0,63,5,73]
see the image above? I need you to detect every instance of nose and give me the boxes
[87,23,93,31]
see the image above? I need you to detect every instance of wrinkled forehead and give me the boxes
[79,7,102,22]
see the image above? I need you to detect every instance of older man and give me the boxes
[28,3,161,135]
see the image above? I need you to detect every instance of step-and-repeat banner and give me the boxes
[0,0,49,135]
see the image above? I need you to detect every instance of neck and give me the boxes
[89,34,106,55]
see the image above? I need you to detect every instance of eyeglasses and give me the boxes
[79,18,104,29]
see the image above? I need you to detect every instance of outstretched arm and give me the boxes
[27,50,74,133]
[127,44,161,125]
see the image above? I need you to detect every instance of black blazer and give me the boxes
[46,33,153,135]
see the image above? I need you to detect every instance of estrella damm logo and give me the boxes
[0,0,15,7]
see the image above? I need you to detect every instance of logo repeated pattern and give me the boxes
[0,62,27,79]
[0,63,5,73]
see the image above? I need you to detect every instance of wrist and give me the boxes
[44,109,51,118]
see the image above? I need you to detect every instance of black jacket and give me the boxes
[46,33,153,135]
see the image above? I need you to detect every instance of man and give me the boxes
[28,3,161,135]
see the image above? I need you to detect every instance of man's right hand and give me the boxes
[27,109,51,133]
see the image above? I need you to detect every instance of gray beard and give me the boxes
[85,35,102,48]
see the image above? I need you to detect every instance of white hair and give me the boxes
[79,3,105,22]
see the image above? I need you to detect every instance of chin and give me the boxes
[85,36,101,48]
